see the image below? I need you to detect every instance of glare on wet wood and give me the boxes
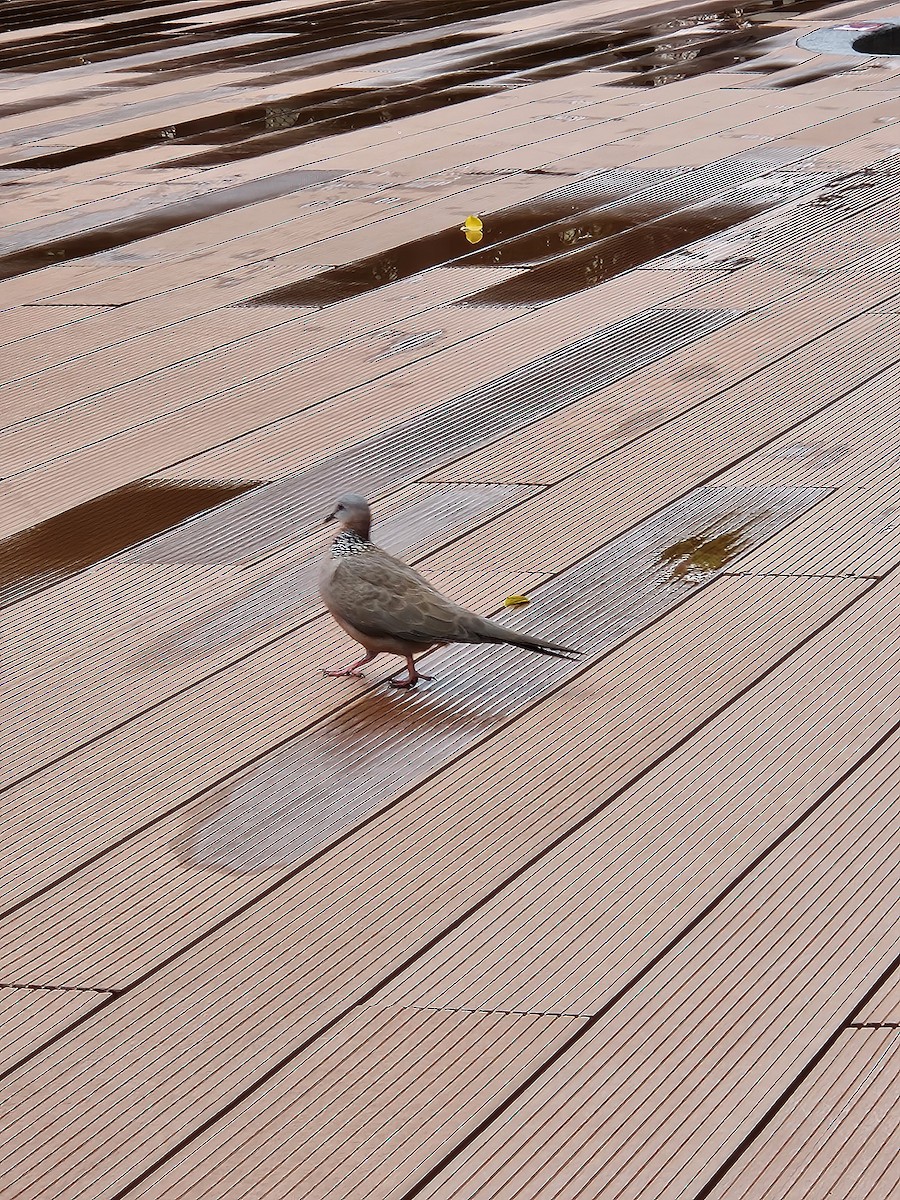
[2,0,900,1196]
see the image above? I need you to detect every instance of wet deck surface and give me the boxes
[3,0,900,1195]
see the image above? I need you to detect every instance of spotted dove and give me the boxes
[319,493,580,688]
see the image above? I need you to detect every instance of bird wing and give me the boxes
[325,551,475,645]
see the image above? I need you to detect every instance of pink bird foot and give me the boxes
[322,651,376,679]
[389,658,434,688]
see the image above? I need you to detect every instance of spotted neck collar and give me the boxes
[331,528,375,558]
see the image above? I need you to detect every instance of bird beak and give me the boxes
[324,510,337,525]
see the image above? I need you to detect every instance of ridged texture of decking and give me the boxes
[4,0,900,1195]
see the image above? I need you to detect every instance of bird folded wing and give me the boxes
[326,555,476,646]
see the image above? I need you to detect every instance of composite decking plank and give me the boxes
[0,573,871,1196]
[3,0,900,1196]
[398,718,900,1200]
[0,986,111,1078]
[702,1027,900,1200]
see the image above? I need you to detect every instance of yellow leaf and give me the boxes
[503,594,531,607]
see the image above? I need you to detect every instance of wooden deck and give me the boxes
[3,0,900,1195]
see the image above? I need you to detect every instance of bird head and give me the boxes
[324,493,372,538]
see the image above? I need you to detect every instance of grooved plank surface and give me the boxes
[857,976,900,1022]
[375,572,900,1015]
[0,304,110,344]
[703,1028,900,1200]
[0,304,734,539]
[429,270,900,487]
[0,987,110,1077]
[432,314,899,573]
[0,574,867,1197]
[721,362,900,490]
[399,723,900,1200]
[136,306,735,559]
[728,478,900,578]
[7,0,900,1195]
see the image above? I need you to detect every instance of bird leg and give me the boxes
[323,651,377,678]
[389,655,434,689]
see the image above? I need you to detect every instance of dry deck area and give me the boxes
[3,0,900,1195]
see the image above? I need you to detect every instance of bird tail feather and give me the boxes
[466,615,581,659]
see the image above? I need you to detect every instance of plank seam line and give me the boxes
[0,85,676,324]
[1,54,898,1188]
[451,156,895,308]
[849,1022,900,1028]
[721,572,884,579]
[104,634,900,1200]
[46,227,899,534]
[0,981,116,994]
[0,993,117,1087]
[235,481,549,574]
[0,0,284,48]
[0,567,882,1091]
[0,349,884,926]
[0,149,740,396]
[426,478,548,487]
[692,920,900,1198]
[0,473,867,935]
[6,265,897,615]
[5,300,723,483]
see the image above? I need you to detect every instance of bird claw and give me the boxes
[322,667,365,678]
[389,671,434,689]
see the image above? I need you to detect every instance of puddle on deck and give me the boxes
[462,201,766,304]
[5,40,488,172]
[254,156,879,308]
[4,0,861,175]
[246,191,766,308]
[0,0,865,289]
[144,81,508,170]
[0,0,561,77]
[658,515,758,578]
[246,189,648,307]
[0,91,95,119]
[0,169,340,283]
[0,479,256,607]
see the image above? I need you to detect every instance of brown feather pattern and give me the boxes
[321,545,579,658]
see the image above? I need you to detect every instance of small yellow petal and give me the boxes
[464,228,483,244]
[504,594,531,607]
[462,214,483,231]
